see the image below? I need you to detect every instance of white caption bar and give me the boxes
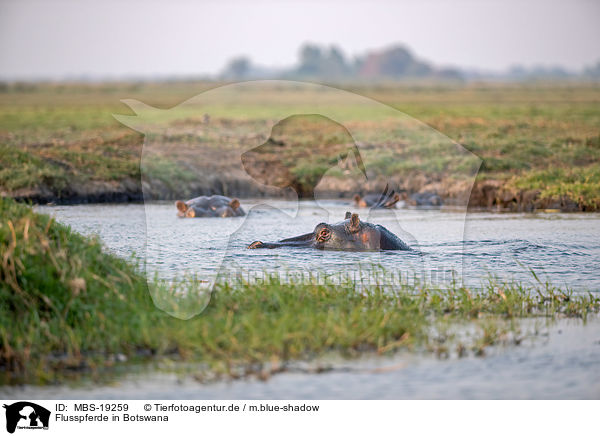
[0,400,596,436]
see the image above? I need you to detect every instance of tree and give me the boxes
[297,44,323,76]
[222,57,251,79]
[584,61,600,79]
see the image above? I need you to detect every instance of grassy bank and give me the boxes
[1,198,598,385]
[1,82,599,209]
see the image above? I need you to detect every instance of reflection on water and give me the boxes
[37,200,600,291]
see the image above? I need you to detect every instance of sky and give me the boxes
[0,0,599,80]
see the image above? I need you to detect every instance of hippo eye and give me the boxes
[316,227,331,242]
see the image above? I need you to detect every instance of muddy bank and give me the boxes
[6,178,144,205]
[468,180,595,212]
[3,175,593,212]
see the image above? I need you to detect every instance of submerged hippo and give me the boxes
[353,189,404,209]
[353,185,405,209]
[248,212,410,251]
[175,195,245,218]
[410,191,443,207]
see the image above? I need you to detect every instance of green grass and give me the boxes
[510,166,600,210]
[1,82,599,207]
[0,197,163,383]
[0,144,70,193]
[141,156,197,190]
[1,198,598,385]
[0,132,142,196]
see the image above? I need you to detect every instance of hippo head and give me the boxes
[248,212,409,251]
[310,213,384,251]
[176,196,243,218]
[353,185,406,209]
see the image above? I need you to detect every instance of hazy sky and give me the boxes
[1,0,599,80]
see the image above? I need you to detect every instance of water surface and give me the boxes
[37,200,600,290]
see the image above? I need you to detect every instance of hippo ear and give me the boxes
[344,211,352,219]
[347,213,361,233]
[229,198,240,210]
[175,201,188,213]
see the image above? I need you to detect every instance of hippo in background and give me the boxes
[353,186,404,209]
[248,212,410,251]
[175,195,245,218]
[353,188,443,209]
[409,191,443,207]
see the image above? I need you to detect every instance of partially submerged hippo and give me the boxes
[353,187,404,209]
[410,191,443,207]
[175,195,245,218]
[248,212,410,251]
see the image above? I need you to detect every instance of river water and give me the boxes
[10,201,599,399]
[36,200,600,291]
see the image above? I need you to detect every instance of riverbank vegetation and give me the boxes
[1,82,599,209]
[1,198,598,385]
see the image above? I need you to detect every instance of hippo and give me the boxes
[410,191,443,207]
[353,186,404,209]
[248,212,410,251]
[175,195,245,218]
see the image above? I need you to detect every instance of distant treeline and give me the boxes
[220,43,600,82]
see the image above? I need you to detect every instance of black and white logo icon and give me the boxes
[3,402,50,434]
